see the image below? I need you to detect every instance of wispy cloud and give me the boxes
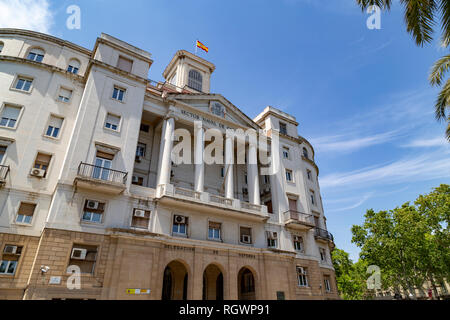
[320,151,450,189]
[0,0,53,34]
[311,130,400,153]
[402,136,449,148]
[327,193,373,212]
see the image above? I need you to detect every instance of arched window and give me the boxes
[188,69,203,92]
[0,42,4,54]
[302,147,309,159]
[67,59,81,74]
[27,48,45,62]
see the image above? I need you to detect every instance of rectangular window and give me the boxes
[320,248,327,262]
[285,169,293,182]
[67,244,97,274]
[0,146,6,164]
[14,77,33,92]
[293,236,304,252]
[173,215,188,236]
[310,190,316,206]
[131,208,151,229]
[220,167,225,178]
[58,87,72,103]
[208,222,221,241]
[45,115,63,138]
[67,65,79,74]
[0,245,22,275]
[140,123,150,133]
[117,56,133,73]
[266,231,278,248]
[0,105,21,128]
[279,122,287,135]
[112,87,126,102]
[297,267,308,287]
[132,176,144,186]
[282,147,290,159]
[240,227,252,244]
[93,152,113,181]
[82,200,105,224]
[27,51,44,62]
[16,203,36,224]
[105,113,121,131]
[136,143,146,157]
[33,153,51,177]
[307,170,312,181]
[324,276,331,292]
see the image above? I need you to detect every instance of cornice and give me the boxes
[0,28,91,56]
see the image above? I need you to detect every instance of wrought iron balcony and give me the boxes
[284,210,315,229]
[314,228,334,242]
[75,162,128,194]
[0,165,10,185]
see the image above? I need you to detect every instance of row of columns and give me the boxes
[157,116,261,205]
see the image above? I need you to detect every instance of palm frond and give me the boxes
[439,0,450,47]
[429,54,450,86]
[356,0,392,11]
[435,78,450,121]
[446,118,450,141]
[401,0,438,47]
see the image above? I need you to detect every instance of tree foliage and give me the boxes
[349,184,450,298]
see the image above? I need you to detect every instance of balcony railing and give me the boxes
[77,162,128,185]
[0,165,10,182]
[315,228,334,242]
[284,210,315,226]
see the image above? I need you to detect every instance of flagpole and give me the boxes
[195,39,198,55]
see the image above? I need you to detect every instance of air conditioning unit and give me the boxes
[30,168,45,178]
[71,248,87,260]
[4,245,18,254]
[241,235,251,244]
[86,200,99,210]
[134,209,146,218]
[174,215,186,224]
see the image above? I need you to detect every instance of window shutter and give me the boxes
[35,153,51,165]
[117,56,133,73]
[18,203,36,216]
[209,222,221,229]
[59,88,72,99]
[49,116,63,128]
[96,151,114,161]
[2,106,21,119]
[106,114,120,126]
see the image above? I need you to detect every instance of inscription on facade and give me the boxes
[239,253,257,259]
[180,109,232,130]
[164,244,195,252]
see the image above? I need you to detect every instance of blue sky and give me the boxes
[1,0,449,261]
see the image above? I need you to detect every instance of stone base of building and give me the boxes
[0,229,339,300]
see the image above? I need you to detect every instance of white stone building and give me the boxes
[0,29,337,300]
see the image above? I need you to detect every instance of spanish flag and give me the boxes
[196,40,209,53]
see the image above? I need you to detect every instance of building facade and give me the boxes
[0,29,337,300]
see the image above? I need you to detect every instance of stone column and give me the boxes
[157,116,175,187]
[247,141,261,205]
[224,134,234,199]
[194,122,205,193]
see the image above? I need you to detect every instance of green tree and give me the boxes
[351,185,450,298]
[332,248,370,300]
[356,0,450,140]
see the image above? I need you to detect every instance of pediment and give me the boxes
[168,93,259,130]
